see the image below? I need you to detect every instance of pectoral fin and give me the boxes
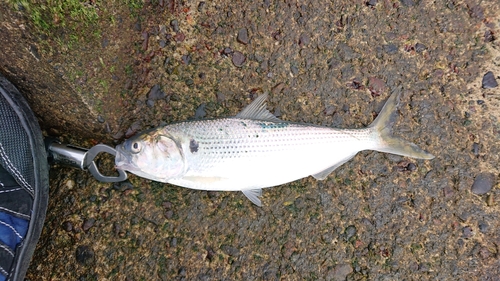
[242,189,263,206]
[312,153,357,180]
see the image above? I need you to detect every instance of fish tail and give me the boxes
[368,91,434,159]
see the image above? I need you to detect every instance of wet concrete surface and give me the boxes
[2,0,500,280]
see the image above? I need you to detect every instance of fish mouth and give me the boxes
[114,145,135,172]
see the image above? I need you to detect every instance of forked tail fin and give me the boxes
[368,91,434,159]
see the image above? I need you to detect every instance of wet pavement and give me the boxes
[2,0,500,280]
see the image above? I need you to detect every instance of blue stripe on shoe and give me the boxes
[0,211,28,250]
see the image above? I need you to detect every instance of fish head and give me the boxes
[115,130,185,182]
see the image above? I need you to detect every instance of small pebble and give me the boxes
[271,82,285,94]
[185,78,194,87]
[399,0,417,6]
[471,172,496,195]
[344,225,357,241]
[216,91,225,103]
[113,181,134,192]
[237,28,249,45]
[75,245,95,265]
[443,185,455,198]
[384,44,398,54]
[170,19,179,32]
[324,105,336,115]
[472,142,480,156]
[206,246,215,261]
[178,267,186,276]
[65,179,75,189]
[181,54,191,65]
[232,51,246,67]
[222,47,233,55]
[415,43,426,52]
[482,71,498,89]
[299,33,310,46]
[486,194,494,206]
[368,77,385,97]
[478,221,489,233]
[82,218,95,231]
[148,84,166,100]
[195,103,207,119]
[141,31,149,51]
[328,263,353,281]
[366,0,377,6]
[462,226,473,238]
[220,244,239,256]
[164,210,173,219]
[174,32,185,42]
[197,1,206,12]
[484,30,494,42]
[62,221,73,232]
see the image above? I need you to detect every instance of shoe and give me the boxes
[0,74,49,281]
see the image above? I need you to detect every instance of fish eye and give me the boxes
[130,141,142,154]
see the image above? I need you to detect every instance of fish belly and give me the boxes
[166,118,375,191]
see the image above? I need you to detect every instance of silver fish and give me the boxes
[115,92,433,206]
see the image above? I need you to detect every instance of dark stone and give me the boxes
[327,263,353,280]
[182,54,191,65]
[400,0,419,6]
[170,19,180,32]
[415,43,426,52]
[237,28,249,45]
[220,244,240,256]
[189,139,199,153]
[368,77,385,97]
[82,218,95,231]
[232,51,246,67]
[164,210,173,219]
[197,2,206,12]
[366,0,377,6]
[478,221,489,233]
[462,226,473,238]
[344,225,357,241]
[384,43,398,54]
[472,142,480,156]
[222,47,233,55]
[482,71,498,89]
[206,246,215,261]
[148,84,166,100]
[62,221,73,232]
[195,103,206,119]
[75,245,95,265]
[299,33,310,46]
[484,30,494,42]
[185,78,194,87]
[471,173,496,195]
[174,32,185,42]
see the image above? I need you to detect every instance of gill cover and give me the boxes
[116,133,186,182]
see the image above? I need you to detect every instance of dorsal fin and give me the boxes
[235,93,282,122]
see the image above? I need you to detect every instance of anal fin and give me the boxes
[312,153,357,180]
[242,189,263,206]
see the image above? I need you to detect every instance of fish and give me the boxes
[115,91,434,206]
